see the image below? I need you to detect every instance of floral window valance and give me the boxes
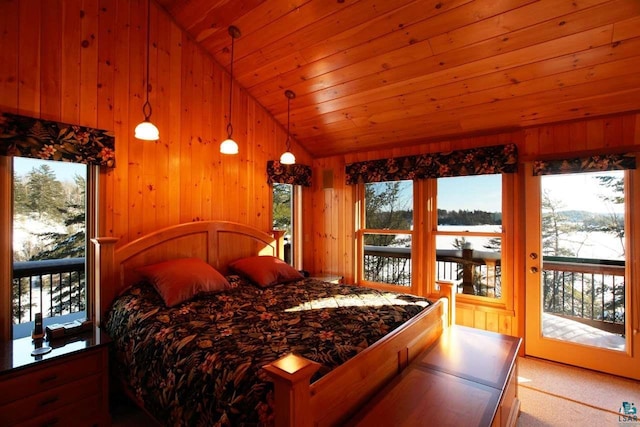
[267,160,312,187]
[533,153,636,176]
[0,112,115,167]
[346,143,517,184]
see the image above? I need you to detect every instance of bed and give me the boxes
[93,221,454,427]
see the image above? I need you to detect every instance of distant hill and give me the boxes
[559,210,623,223]
[437,209,501,226]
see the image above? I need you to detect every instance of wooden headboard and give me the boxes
[92,221,284,325]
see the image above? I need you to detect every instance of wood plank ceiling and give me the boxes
[157,0,640,158]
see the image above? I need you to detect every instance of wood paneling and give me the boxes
[3,0,640,342]
[157,0,640,157]
[0,0,310,247]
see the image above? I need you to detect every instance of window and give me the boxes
[359,180,413,288]
[273,183,293,265]
[9,158,95,338]
[435,174,503,299]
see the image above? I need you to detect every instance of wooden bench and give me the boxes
[347,326,522,427]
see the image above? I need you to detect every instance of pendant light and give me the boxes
[279,90,296,165]
[220,26,241,155]
[134,0,159,141]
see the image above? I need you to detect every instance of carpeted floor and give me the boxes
[517,356,640,427]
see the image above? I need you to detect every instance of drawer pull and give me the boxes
[40,417,59,427]
[40,396,60,407]
[39,374,58,384]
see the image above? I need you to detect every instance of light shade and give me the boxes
[134,120,159,141]
[279,151,296,165]
[220,138,239,155]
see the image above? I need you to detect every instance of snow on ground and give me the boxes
[13,214,66,261]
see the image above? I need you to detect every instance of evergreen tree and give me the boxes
[24,165,65,220]
[32,174,86,260]
[272,183,292,234]
[12,278,34,324]
[13,171,29,215]
[30,174,87,316]
[438,209,501,226]
[594,175,625,256]
[13,165,69,320]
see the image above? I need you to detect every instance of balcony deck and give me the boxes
[542,312,625,351]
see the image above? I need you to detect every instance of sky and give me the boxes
[13,157,86,183]
[541,171,625,214]
[374,171,624,215]
[438,174,502,212]
[438,172,625,214]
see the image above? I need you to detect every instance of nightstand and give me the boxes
[0,327,111,426]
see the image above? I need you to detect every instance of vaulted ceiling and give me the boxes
[157,0,640,158]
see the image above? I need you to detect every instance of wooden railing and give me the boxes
[12,257,86,324]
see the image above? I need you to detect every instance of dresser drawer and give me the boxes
[0,348,103,406]
[0,373,102,425]
[17,393,106,427]
[499,364,519,427]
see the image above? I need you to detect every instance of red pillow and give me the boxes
[136,258,230,306]
[229,255,303,287]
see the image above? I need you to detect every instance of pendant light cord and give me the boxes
[285,96,291,151]
[227,31,235,139]
[143,0,152,120]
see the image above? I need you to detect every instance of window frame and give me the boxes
[0,156,12,341]
[271,183,303,269]
[355,174,514,313]
[0,157,99,341]
[432,174,506,303]
[428,174,514,310]
[356,180,417,294]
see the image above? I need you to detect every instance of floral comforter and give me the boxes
[104,277,432,426]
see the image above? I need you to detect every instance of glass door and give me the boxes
[525,163,639,379]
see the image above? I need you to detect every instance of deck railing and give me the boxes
[14,253,625,334]
[364,246,502,297]
[542,256,625,334]
[363,246,625,333]
[12,257,86,325]
[363,246,412,286]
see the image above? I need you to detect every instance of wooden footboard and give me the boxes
[264,283,454,427]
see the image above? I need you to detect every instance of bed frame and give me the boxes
[92,220,454,427]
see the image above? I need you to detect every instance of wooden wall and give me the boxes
[0,0,311,245]
[2,0,640,340]
[305,113,640,336]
